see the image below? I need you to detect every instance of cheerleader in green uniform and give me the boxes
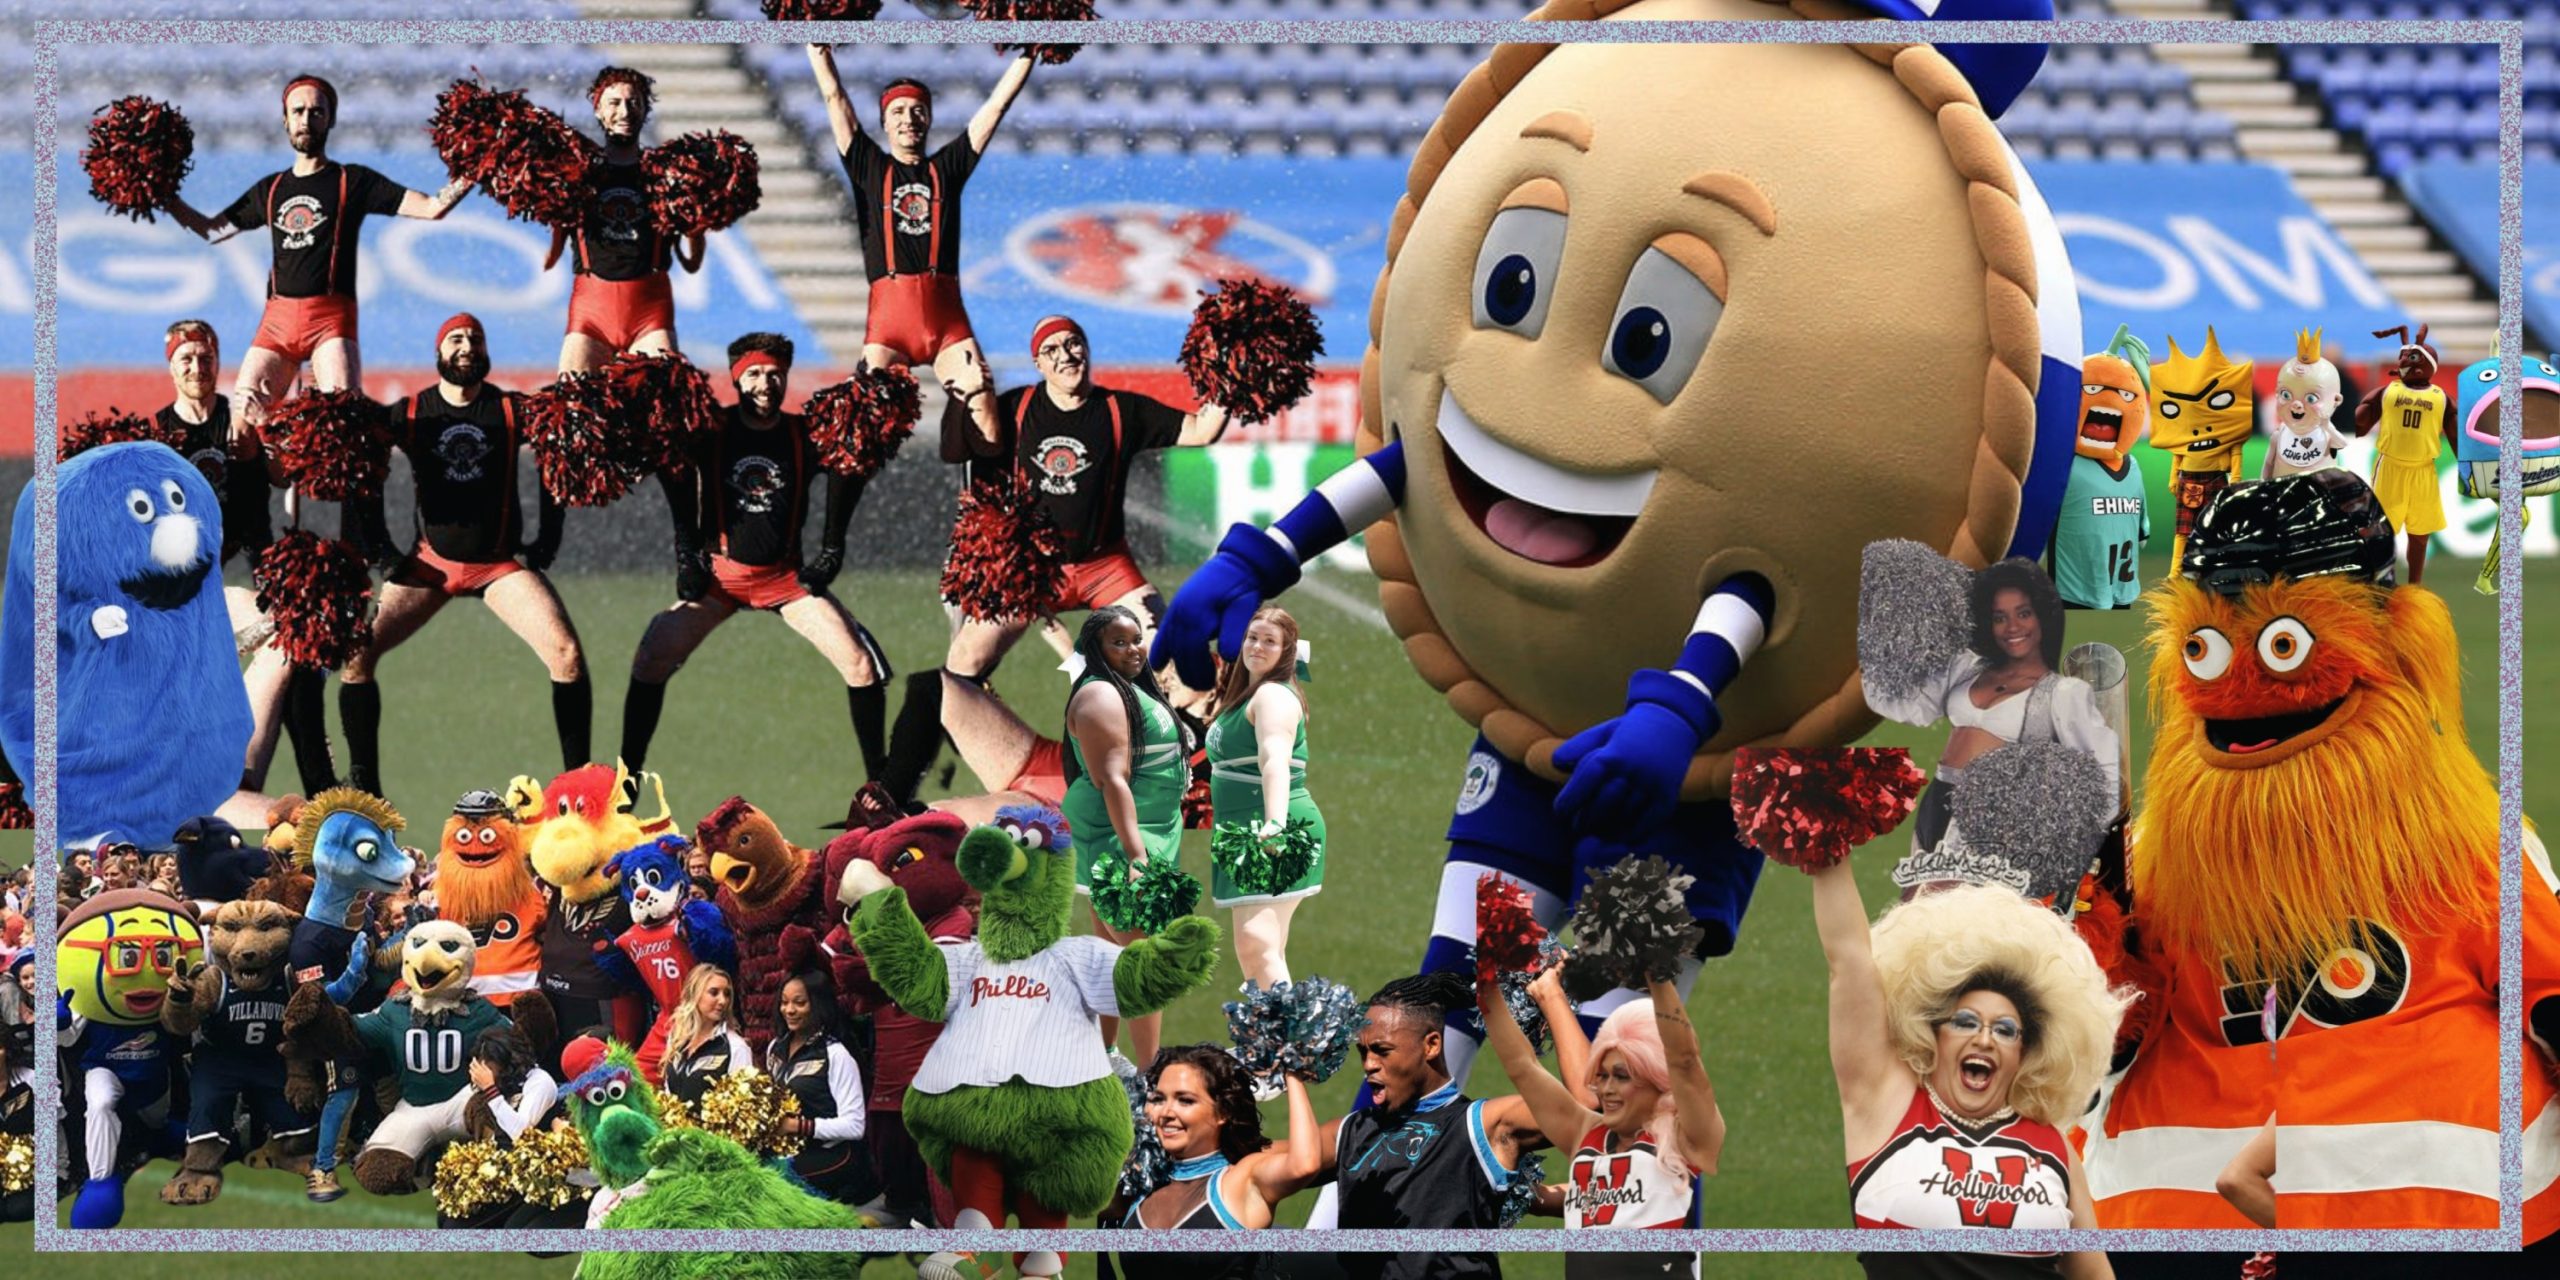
[1064,604,1192,1067]
[1204,605,1324,989]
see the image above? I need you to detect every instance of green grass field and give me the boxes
[3,551,2547,1279]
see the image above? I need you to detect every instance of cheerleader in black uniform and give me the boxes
[660,964,751,1107]
[766,970,878,1207]
[1101,1044,1313,1277]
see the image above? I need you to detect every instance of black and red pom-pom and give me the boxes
[597,351,722,476]
[0,781,31,830]
[1729,747,1927,874]
[805,365,921,479]
[941,473,1067,623]
[264,390,394,502]
[961,0,1096,65]
[59,409,184,461]
[645,131,761,238]
[254,531,374,669]
[1180,276,1324,426]
[762,0,885,17]
[1474,873,1546,985]
[429,78,594,228]
[524,376,641,507]
[83,96,195,223]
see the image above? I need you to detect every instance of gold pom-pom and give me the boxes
[432,1138,513,1219]
[667,1067,805,1159]
[504,1126,591,1209]
[0,1133,33,1194]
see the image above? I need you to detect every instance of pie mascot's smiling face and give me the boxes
[1361,0,2079,792]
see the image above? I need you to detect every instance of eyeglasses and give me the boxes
[1943,1009,2023,1044]
[61,933,202,977]
[1039,339,1088,366]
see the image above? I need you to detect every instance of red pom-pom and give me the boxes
[804,366,921,479]
[961,0,1096,64]
[941,473,1067,623]
[524,376,642,507]
[59,409,185,461]
[0,781,31,830]
[429,78,594,227]
[644,131,762,238]
[83,96,195,222]
[2240,1255,2279,1280]
[1474,874,1546,985]
[264,390,394,502]
[762,0,884,17]
[1181,760,1214,833]
[1180,277,1324,426]
[597,351,722,476]
[254,531,373,669]
[1729,746,1926,874]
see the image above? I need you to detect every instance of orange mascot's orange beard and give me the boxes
[2131,574,2491,986]
[435,811,532,931]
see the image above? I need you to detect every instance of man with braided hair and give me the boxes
[546,66,706,376]
[620,333,891,784]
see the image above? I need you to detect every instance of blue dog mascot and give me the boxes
[2,441,253,848]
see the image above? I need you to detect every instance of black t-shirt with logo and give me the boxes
[573,158,667,281]
[392,386,523,564]
[693,406,813,568]
[976,385,1186,562]
[839,132,979,281]
[156,395,274,565]
[221,162,409,299]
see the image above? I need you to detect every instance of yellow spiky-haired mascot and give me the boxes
[2077,470,2560,1235]
[2148,328,2253,571]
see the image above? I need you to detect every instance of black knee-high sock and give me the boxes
[339,681,382,795]
[848,683,888,783]
[553,675,593,770]
[621,677,667,772]
[284,666,338,796]
[878,670,947,803]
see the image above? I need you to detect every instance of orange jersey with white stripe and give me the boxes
[465,887,549,1008]
[2523,829,2560,1244]
[2080,943,2274,1227]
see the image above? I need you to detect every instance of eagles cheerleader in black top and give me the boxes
[660,964,752,1106]
[766,971,877,1208]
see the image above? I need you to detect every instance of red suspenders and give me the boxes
[262,165,351,298]
[1010,391,1124,551]
[878,158,946,278]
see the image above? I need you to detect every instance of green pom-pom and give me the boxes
[1209,818,1318,897]
[1089,849,1201,934]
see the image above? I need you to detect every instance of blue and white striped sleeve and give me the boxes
[1265,441,1407,569]
[1659,573,1776,731]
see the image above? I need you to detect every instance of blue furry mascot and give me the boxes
[2,441,251,848]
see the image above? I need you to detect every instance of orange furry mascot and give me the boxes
[2078,470,2559,1235]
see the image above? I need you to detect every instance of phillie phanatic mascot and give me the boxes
[1152,0,2085,1119]
[849,807,1219,1275]
[3,441,252,848]
[2078,469,2560,1236]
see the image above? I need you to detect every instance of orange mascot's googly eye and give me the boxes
[2257,617,2315,674]
[2182,628,2233,681]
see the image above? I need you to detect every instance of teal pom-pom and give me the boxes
[1209,818,1318,897]
[1497,1151,1546,1228]
[1224,976,1361,1089]
[1089,849,1201,934]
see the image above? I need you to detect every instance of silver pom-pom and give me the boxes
[1561,855,1703,1004]
[1224,975,1362,1091]
[1939,741,2114,908]
[1113,1052,1173,1205]
[1858,538,1975,706]
[1497,1151,1547,1228]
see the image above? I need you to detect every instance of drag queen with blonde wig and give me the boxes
[1812,860,2123,1278]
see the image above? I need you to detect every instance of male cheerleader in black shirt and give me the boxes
[340,314,584,799]
[806,45,1031,423]
[166,75,472,424]
[544,66,706,376]
[620,333,892,783]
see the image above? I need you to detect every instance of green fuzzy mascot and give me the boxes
[567,1040,868,1280]
[850,806,1220,1270]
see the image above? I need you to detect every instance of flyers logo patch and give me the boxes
[2218,918,2412,1046]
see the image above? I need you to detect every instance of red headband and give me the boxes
[166,325,216,363]
[283,76,337,116]
[437,313,483,349]
[1030,316,1084,359]
[879,84,929,113]
[730,350,785,383]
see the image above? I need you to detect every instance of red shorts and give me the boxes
[864,273,975,367]
[567,272,677,351]
[392,545,524,597]
[710,555,808,612]
[250,294,359,365]
[1006,738,1068,809]
[1050,542,1151,613]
